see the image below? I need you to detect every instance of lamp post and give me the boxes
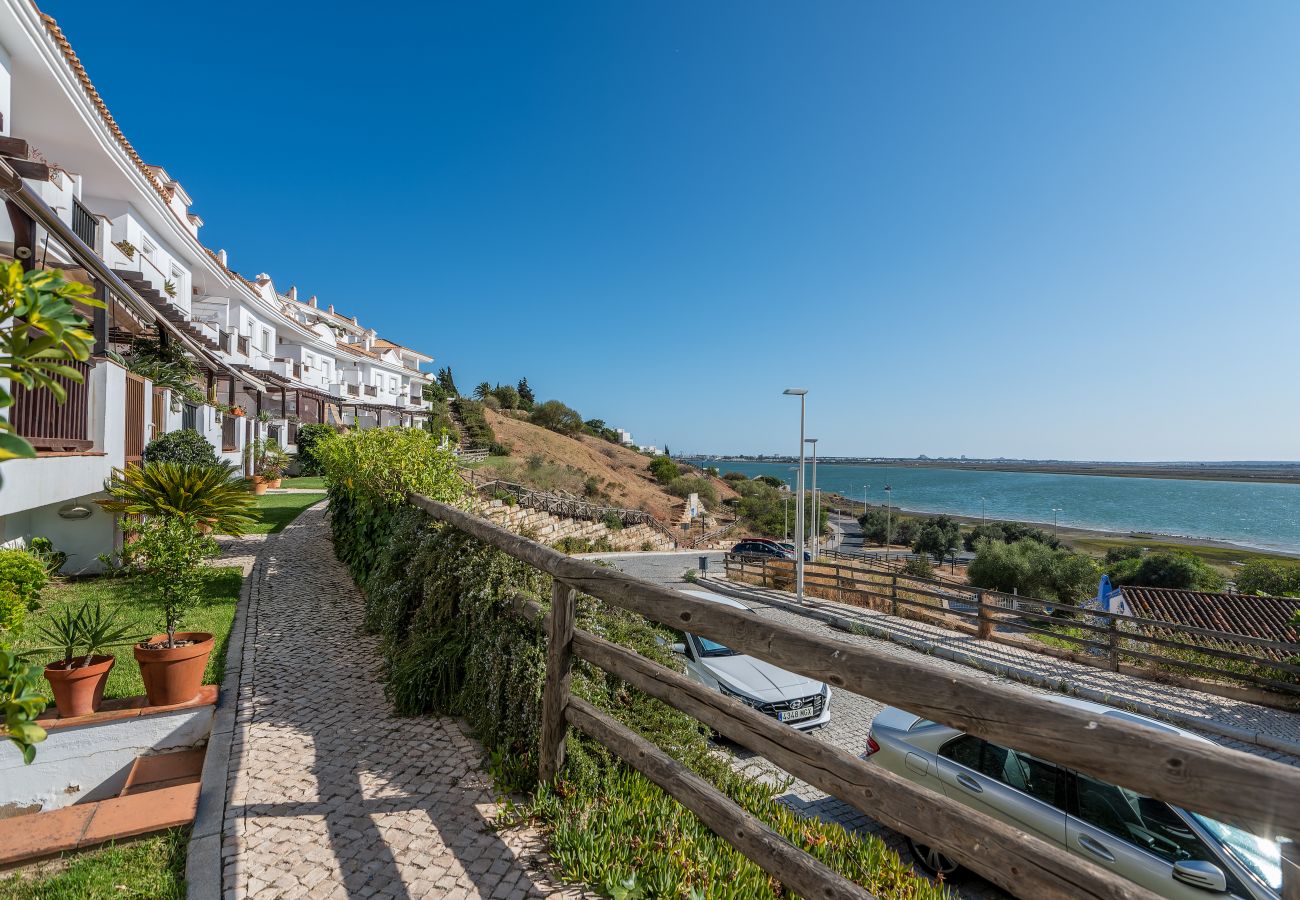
[783,495,790,540]
[784,389,807,601]
[884,485,893,561]
[805,438,819,559]
[981,497,986,525]
[1051,507,1062,539]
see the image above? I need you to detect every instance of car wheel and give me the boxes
[907,837,962,880]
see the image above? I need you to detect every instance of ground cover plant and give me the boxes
[321,428,948,899]
[0,827,187,899]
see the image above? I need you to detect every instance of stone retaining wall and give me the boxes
[476,499,677,551]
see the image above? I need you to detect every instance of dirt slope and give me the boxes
[481,409,736,522]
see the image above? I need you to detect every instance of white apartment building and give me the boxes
[0,1,434,571]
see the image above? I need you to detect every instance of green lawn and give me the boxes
[0,828,186,899]
[243,491,322,534]
[280,475,326,490]
[17,568,243,702]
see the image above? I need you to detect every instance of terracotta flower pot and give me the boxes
[134,632,213,706]
[250,476,270,495]
[44,655,115,718]
[269,477,282,489]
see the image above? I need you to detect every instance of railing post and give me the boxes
[1281,840,1299,900]
[538,580,576,784]
[890,574,899,617]
[976,590,993,640]
[1108,614,1120,672]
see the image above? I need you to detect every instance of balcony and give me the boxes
[9,359,93,452]
[363,385,378,398]
[237,335,250,356]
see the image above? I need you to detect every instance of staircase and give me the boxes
[115,269,222,352]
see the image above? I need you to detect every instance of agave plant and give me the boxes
[98,461,257,536]
[37,601,137,667]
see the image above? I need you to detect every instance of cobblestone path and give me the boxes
[223,502,571,900]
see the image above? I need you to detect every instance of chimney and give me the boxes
[309,295,318,308]
[288,285,298,302]
[327,304,334,314]
[217,249,227,266]
[352,315,359,325]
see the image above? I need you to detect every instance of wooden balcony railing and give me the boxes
[237,335,249,356]
[221,414,238,452]
[410,494,1300,900]
[363,385,377,397]
[8,358,93,452]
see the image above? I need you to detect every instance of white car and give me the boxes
[864,697,1283,899]
[671,589,831,729]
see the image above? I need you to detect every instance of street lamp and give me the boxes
[783,494,790,540]
[805,438,819,559]
[884,485,893,561]
[981,497,986,525]
[783,388,807,601]
[1051,507,1062,538]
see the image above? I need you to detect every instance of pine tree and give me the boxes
[517,377,535,407]
[436,366,459,397]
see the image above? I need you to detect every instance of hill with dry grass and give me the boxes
[469,409,737,523]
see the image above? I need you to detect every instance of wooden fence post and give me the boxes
[1107,615,1120,673]
[976,590,993,640]
[890,574,899,617]
[538,580,576,784]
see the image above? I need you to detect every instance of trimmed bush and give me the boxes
[294,423,337,476]
[143,429,219,467]
[0,549,48,635]
[528,400,583,436]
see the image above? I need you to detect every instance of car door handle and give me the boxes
[955,773,983,793]
[1077,834,1115,862]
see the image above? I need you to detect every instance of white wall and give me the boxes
[0,38,11,137]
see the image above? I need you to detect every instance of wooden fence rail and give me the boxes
[410,493,1300,900]
[725,553,1300,696]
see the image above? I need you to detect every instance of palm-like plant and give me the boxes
[99,462,257,536]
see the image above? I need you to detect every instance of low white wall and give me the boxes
[0,705,212,815]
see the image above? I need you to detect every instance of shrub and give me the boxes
[0,549,49,635]
[912,516,960,563]
[490,384,520,410]
[601,511,623,531]
[648,456,680,484]
[1107,550,1224,592]
[487,441,512,457]
[667,476,717,509]
[722,472,748,482]
[967,539,1100,604]
[98,462,256,536]
[963,521,1060,552]
[554,535,616,554]
[1235,559,1300,597]
[451,398,497,447]
[143,429,220,467]
[120,516,217,646]
[902,555,935,578]
[294,423,338,475]
[529,400,583,436]
[1,647,47,763]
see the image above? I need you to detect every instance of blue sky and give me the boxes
[45,1,1300,461]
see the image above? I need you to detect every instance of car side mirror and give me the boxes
[1171,860,1227,893]
[670,642,687,655]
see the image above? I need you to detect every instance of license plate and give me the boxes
[779,706,816,722]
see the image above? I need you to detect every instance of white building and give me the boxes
[0,2,434,571]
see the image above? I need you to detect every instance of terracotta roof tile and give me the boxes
[1120,585,1299,657]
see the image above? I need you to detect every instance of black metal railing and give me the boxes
[71,198,97,248]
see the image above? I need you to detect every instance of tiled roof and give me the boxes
[1119,586,1299,645]
[38,11,176,214]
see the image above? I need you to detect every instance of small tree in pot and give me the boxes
[247,438,288,493]
[122,516,218,705]
[39,601,138,717]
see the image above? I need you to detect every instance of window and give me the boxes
[141,237,156,260]
[940,736,1063,807]
[1072,774,1213,866]
[389,376,397,391]
[260,329,272,353]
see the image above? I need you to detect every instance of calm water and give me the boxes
[689,460,1300,554]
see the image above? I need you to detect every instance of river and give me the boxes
[687,460,1300,555]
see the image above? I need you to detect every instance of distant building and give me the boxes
[616,428,634,446]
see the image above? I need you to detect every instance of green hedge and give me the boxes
[451,398,496,448]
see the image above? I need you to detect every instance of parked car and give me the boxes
[729,539,811,562]
[862,698,1282,899]
[670,589,831,729]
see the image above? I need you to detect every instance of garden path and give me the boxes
[220,501,574,900]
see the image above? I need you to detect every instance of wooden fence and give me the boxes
[725,554,1300,697]
[411,493,1300,900]
[123,371,146,463]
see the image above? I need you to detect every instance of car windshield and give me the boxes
[694,635,739,658]
[1190,814,1282,891]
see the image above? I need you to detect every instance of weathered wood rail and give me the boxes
[726,553,1300,697]
[411,494,1300,900]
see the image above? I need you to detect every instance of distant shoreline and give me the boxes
[694,458,1300,486]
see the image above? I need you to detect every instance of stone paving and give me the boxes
[222,502,574,900]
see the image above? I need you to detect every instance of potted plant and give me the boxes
[163,279,177,298]
[229,404,246,418]
[113,239,136,261]
[122,516,217,706]
[39,602,137,717]
[247,438,287,493]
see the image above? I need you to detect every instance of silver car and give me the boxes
[671,589,831,729]
[864,697,1283,899]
